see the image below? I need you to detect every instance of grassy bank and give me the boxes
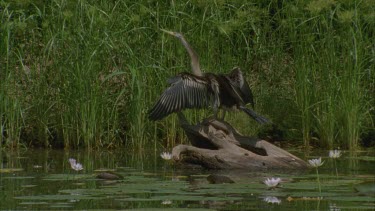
[0,0,374,150]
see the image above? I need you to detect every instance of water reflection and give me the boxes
[161,199,172,205]
[0,149,374,210]
[329,203,341,211]
[262,196,281,204]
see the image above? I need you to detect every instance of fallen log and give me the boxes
[172,113,308,170]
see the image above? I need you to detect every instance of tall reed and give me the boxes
[287,1,373,149]
[0,0,373,150]
[0,3,24,148]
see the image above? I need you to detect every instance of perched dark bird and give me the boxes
[148,30,269,124]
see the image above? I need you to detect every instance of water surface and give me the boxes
[0,149,374,210]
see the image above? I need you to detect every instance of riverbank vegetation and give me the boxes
[1,0,374,150]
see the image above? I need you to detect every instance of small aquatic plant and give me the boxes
[308,157,324,193]
[69,158,83,171]
[264,177,281,189]
[329,150,342,159]
[160,152,172,160]
[329,149,341,178]
[308,157,325,167]
[263,196,281,204]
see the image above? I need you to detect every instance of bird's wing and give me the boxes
[148,73,213,120]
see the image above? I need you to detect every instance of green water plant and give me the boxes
[263,177,281,190]
[329,149,342,159]
[68,158,83,172]
[160,152,172,161]
[68,158,83,181]
[329,149,342,178]
[308,157,325,193]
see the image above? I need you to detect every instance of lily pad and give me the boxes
[2,176,34,179]
[151,195,243,201]
[14,194,101,201]
[327,196,375,202]
[19,202,49,205]
[0,168,23,173]
[287,191,338,197]
[354,182,375,195]
[43,174,92,181]
[21,185,37,188]
[94,168,117,172]
[124,209,215,211]
[352,156,375,161]
[282,181,354,191]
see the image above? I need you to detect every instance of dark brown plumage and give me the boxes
[148,30,269,124]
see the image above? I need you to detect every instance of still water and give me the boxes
[0,149,374,210]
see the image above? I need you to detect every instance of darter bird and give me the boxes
[148,30,269,124]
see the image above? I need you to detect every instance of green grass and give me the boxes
[0,0,373,150]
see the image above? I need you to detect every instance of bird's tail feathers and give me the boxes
[239,106,270,125]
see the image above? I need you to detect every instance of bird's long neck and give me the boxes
[179,37,203,76]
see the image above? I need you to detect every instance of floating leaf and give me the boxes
[94,168,117,172]
[354,182,375,195]
[123,209,215,211]
[19,202,49,205]
[0,168,23,173]
[21,185,37,188]
[356,156,375,162]
[43,174,92,181]
[287,191,337,197]
[326,196,375,202]
[151,195,243,201]
[2,176,34,179]
[283,181,358,191]
[15,194,101,201]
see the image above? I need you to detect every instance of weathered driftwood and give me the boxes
[172,113,308,170]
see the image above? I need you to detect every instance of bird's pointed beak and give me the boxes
[160,29,176,36]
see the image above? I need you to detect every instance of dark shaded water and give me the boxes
[0,149,374,210]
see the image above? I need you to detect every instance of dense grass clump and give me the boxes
[0,0,374,150]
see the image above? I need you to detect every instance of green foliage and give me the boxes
[0,0,373,149]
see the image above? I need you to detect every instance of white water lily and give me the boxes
[160,152,172,160]
[68,158,83,171]
[329,149,341,178]
[264,177,281,188]
[308,157,324,193]
[263,196,281,204]
[329,150,342,159]
[308,157,324,167]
